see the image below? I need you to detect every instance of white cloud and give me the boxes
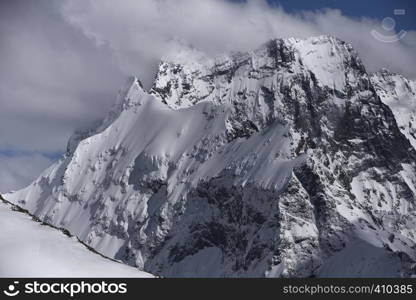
[62,0,416,87]
[0,1,125,153]
[0,154,53,193]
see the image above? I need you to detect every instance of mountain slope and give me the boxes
[4,36,416,277]
[0,198,153,277]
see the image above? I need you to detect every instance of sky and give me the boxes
[267,0,415,29]
[0,0,415,193]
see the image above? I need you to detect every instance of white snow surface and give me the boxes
[0,202,153,277]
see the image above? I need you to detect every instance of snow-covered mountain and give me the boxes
[4,35,416,277]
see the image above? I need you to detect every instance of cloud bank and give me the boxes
[0,0,415,192]
[63,0,416,87]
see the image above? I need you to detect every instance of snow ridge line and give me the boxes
[0,193,152,274]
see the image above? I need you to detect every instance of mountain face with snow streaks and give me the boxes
[5,35,416,277]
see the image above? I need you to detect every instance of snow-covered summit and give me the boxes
[4,36,416,277]
[66,76,145,154]
[151,35,366,109]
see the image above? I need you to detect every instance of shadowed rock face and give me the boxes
[4,36,416,277]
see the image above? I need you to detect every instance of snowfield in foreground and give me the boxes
[0,202,153,278]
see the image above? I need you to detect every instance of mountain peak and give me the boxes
[150,35,366,110]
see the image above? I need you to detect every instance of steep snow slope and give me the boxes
[0,200,153,277]
[371,69,416,149]
[4,36,416,277]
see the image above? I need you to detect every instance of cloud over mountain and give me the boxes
[0,0,415,192]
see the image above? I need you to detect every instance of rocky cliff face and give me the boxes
[4,36,416,277]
